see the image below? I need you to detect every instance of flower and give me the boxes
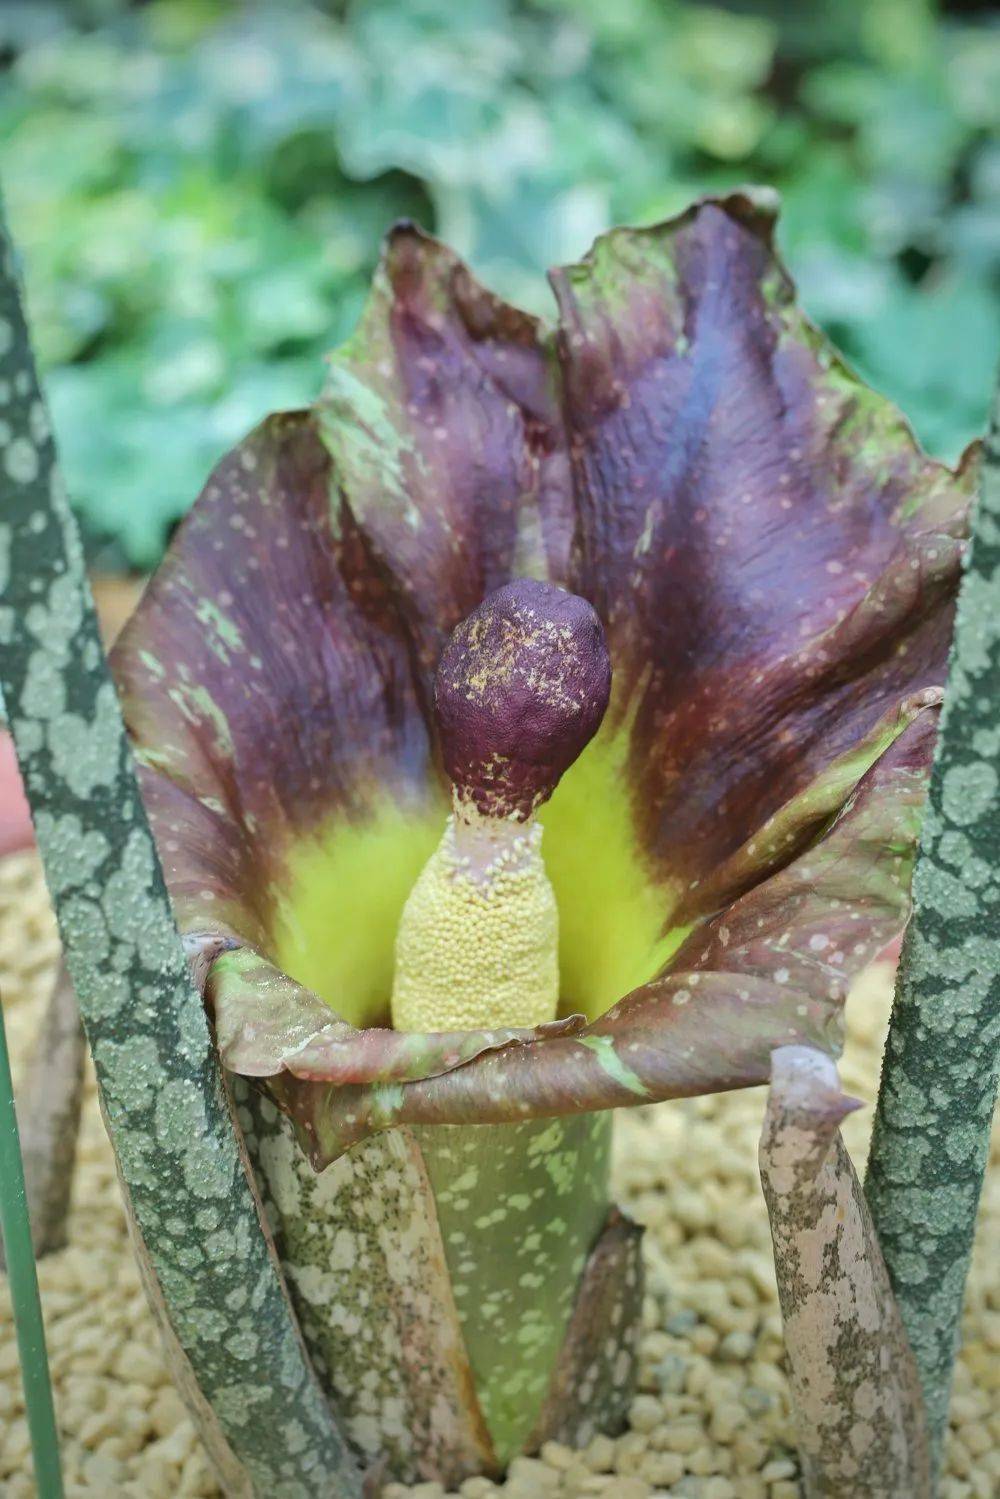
[114,191,973,1162]
[112,190,976,1481]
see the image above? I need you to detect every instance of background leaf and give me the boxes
[1,0,996,566]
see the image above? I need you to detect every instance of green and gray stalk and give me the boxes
[0,198,362,1499]
[866,376,1000,1465]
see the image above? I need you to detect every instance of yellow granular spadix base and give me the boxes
[390,813,559,1032]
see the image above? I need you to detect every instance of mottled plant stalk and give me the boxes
[523,1203,644,1452]
[242,1078,641,1484]
[760,1046,930,1498]
[0,963,84,1273]
[412,1114,620,1463]
[865,381,1000,1464]
[236,1081,498,1488]
[0,204,361,1497]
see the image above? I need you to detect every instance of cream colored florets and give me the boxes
[390,806,559,1032]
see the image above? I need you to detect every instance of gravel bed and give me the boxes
[1,850,997,1498]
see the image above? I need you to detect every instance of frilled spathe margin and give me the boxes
[211,946,588,1084]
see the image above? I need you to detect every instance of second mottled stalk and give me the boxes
[866,381,1000,1464]
[760,1046,930,1499]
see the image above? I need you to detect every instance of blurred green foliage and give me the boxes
[1,0,997,566]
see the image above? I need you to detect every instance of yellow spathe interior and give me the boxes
[269,730,688,1029]
[270,796,445,1030]
[539,729,691,1018]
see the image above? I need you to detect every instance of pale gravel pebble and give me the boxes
[0,853,997,1497]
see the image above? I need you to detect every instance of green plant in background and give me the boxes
[0,0,997,566]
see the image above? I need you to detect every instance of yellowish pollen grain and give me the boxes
[390,809,559,1032]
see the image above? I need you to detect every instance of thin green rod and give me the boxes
[0,992,64,1499]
